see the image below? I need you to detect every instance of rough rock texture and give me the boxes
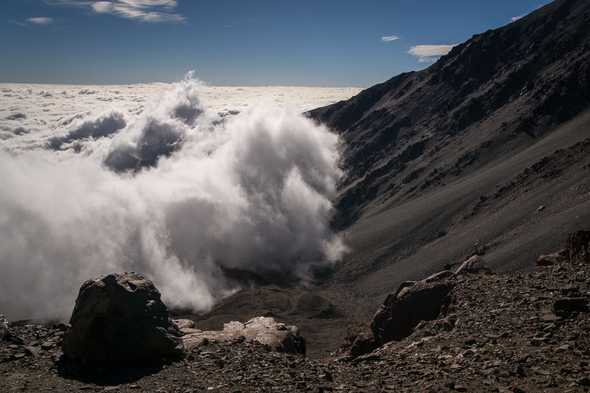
[306,0,590,314]
[0,315,8,340]
[4,258,590,391]
[370,279,452,344]
[568,230,590,262]
[348,330,378,358]
[181,316,305,355]
[455,255,488,275]
[62,273,184,366]
[538,249,568,266]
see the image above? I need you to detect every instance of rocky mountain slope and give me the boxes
[308,0,590,302]
[3,2,590,389]
[188,0,590,356]
[2,238,590,392]
[174,0,590,358]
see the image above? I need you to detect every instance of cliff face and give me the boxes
[307,0,590,297]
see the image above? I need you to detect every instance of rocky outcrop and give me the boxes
[181,316,305,355]
[62,272,184,367]
[370,279,453,345]
[343,256,486,358]
[348,331,378,358]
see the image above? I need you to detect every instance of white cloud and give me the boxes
[511,15,524,22]
[408,44,456,63]
[0,75,348,320]
[48,0,185,23]
[381,35,400,43]
[27,17,54,25]
[91,1,113,13]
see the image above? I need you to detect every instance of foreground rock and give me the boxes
[181,316,305,355]
[4,257,590,391]
[63,272,184,367]
[370,279,452,346]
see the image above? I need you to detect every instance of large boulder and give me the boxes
[62,273,184,366]
[181,316,305,355]
[370,279,452,344]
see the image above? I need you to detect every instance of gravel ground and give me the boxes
[2,257,590,392]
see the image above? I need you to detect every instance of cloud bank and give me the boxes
[408,44,456,63]
[0,74,346,321]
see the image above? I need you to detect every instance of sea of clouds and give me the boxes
[0,74,360,320]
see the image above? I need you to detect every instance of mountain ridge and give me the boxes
[307,0,590,293]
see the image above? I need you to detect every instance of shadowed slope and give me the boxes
[309,0,590,300]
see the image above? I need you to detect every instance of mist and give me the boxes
[0,75,347,321]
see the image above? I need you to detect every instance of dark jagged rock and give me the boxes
[62,272,184,367]
[568,230,590,262]
[370,279,452,345]
[348,331,378,358]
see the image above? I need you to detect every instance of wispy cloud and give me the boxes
[510,15,525,22]
[408,44,456,63]
[27,17,54,25]
[381,35,400,43]
[48,0,185,23]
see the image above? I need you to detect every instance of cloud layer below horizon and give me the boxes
[0,75,355,321]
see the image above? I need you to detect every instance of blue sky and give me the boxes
[1,0,548,86]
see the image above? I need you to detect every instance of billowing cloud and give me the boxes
[48,0,185,23]
[408,44,457,63]
[381,35,400,43]
[0,74,348,321]
[27,17,54,25]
